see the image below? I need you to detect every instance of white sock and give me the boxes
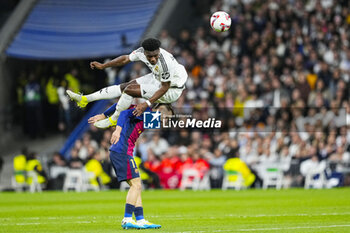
[85,85,121,102]
[110,93,133,121]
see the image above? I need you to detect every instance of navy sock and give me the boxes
[124,203,135,218]
[134,207,144,221]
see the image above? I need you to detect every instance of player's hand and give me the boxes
[88,114,106,124]
[133,102,148,116]
[90,61,105,70]
[110,126,122,144]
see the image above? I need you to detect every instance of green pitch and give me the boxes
[1,188,350,233]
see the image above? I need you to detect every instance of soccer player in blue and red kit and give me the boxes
[88,102,172,230]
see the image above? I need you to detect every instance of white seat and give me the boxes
[63,169,99,192]
[180,169,201,191]
[304,170,326,189]
[304,161,326,189]
[49,166,68,179]
[27,171,42,193]
[120,181,130,191]
[63,169,84,192]
[83,170,100,192]
[198,172,211,190]
[222,171,244,190]
[258,163,283,190]
[11,176,28,192]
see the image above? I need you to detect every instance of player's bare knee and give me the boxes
[123,84,138,95]
[134,182,142,192]
[129,178,142,191]
[123,85,133,95]
[120,80,136,91]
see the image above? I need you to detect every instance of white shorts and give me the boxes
[136,73,185,103]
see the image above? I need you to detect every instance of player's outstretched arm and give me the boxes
[88,103,117,124]
[133,81,170,116]
[88,114,106,124]
[90,55,131,70]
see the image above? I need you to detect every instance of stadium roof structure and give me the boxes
[6,0,162,60]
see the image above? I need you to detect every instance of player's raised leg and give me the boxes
[66,81,136,108]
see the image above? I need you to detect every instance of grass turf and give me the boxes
[0,188,349,233]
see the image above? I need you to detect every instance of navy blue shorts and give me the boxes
[109,151,139,182]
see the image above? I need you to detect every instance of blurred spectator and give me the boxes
[25,152,47,187]
[209,148,226,188]
[57,79,72,134]
[85,152,111,188]
[78,133,98,161]
[223,157,255,188]
[158,147,181,189]
[23,73,44,138]
[47,152,67,190]
[148,133,169,157]
[137,153,161,189]
[44,73,59,132]
[64,68,80,93]
[68,148,84,169]
[13,147,28,187]
[191,151,210,179]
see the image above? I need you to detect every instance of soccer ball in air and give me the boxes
[210,11,231,32]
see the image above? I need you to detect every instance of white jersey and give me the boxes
[129,47,187,88]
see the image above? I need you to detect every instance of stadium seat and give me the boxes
[259,164,283,190]
[63,169,83,192]
[180,169,201,191]
[303,160,327,189]
[304,170,326,189]
[119,181,130,191]
[221,170,244,190]
[27,171,42,193]
[198,172,211,190]
[63,169,99,192]
[11,176,28,192]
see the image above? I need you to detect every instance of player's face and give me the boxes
[144,49,160,65]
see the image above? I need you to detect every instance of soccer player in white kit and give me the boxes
[67,38,187,129]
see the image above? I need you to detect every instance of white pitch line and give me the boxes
[149,212,350,219]
[15,223,40,226]
[0,221,93,226]
[225,212,350,218]
[0,216,110,221]
[236,224,350,232]
[168,224,350,233]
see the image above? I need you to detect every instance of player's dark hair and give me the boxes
[154,103,175,116]
[141,38,161,51]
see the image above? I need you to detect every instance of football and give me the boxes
[210,11,231,32]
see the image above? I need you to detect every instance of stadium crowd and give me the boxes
[13,0,350,190]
